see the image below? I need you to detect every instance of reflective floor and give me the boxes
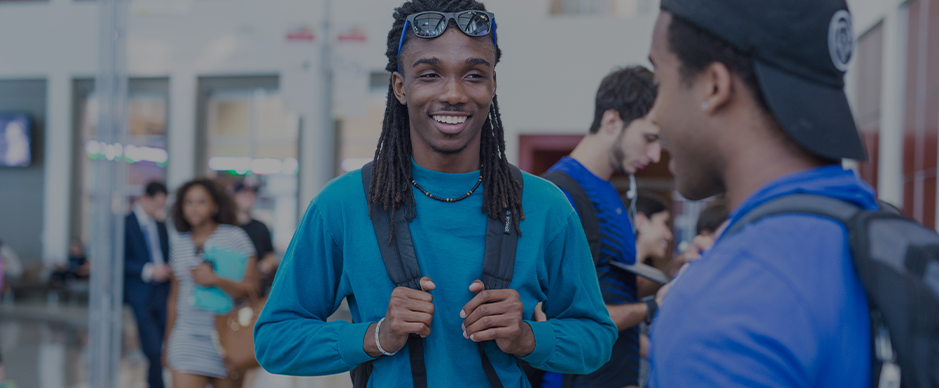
[0,302,350,388]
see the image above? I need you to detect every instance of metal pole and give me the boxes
[88,0,129,384]
[320,0,335,178]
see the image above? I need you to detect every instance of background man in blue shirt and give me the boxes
[254,1,617,386]
[646,0,873,386]
[544,66,662,388]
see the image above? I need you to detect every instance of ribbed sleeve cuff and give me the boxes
[337,321,378,367]
[518,320,556,367]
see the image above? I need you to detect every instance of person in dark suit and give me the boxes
[125,181,171,388]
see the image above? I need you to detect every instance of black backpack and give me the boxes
[541,171,668,284]
[350,162,524,388]
[722,193,939,388]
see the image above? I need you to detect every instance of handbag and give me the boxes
[211,289,266,375]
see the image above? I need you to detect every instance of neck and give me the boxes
[569,134,615,181]
[236,210,251,225]
[190,221,218,239]
[721,129,826,210]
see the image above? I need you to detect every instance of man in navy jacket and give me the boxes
[125,181,171,388]
[645,0,874,387]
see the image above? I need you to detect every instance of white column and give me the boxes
[878,5,905,208]
[42,72,71,266]
[167,70,197,192]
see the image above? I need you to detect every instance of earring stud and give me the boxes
[701,102,710,111]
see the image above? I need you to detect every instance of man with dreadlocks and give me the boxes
[254,0,616,387]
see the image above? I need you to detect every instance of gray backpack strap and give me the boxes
[481,165,523,291]
[723,194,863,238]
[361,162,423,290]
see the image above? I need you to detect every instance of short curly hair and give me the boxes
[171,178,237,233]
[589,66,658,134]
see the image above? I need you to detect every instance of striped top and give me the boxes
[546,157,640,387]
[167,224,255,377]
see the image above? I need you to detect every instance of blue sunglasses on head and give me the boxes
[397,10,498,69]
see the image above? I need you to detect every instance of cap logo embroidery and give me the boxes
[828,10,854,72]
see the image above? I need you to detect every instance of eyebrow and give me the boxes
[466,58,492,67]
[413,57,441,67]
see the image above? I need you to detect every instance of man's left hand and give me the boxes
[460,280,534,357]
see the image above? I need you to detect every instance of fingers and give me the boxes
[420,276,436,292]
[462,304,523,341]
[385,311,434,338]
[460,286,511,319]
[466,325,520,343]
[391,286,433,303]
[468,279,484,293]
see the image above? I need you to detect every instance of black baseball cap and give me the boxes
[660,0,867,161]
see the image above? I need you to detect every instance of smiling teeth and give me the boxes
[434,115,467,124]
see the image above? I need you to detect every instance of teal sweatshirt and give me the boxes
[255,161,617,387]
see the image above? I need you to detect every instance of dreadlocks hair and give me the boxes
[368,0,522,243]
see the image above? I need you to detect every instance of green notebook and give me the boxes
[191,245,249,314]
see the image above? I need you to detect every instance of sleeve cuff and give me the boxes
[518,320,557,367]
[141,263,154,283]
[337,321,378,367]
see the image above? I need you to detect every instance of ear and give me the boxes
[392,71,407,105]
[600,109,624,135]
[634,213,650,230]
[700,62,733,114]
[492,71,498,96]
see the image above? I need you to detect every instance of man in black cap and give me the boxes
[645,0,874,386]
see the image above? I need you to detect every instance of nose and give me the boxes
[439,76,469,105]
[649,141,662,163]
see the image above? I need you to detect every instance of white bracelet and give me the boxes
[375,318,397,357]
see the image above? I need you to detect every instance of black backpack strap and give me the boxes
[477,164,524,388]
[355,162,428,388]
[541,170,601,261]
[722,193,863,239]
[482,165,524,291]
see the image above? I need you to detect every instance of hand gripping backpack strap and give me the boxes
[357,162,524,388]
[541,170,601,261]
[356,162,427,388]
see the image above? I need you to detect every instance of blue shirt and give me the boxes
[648,166,874,387]
[545,157,640,387]
[255,160,618,387]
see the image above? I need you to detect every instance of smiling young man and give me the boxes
[645,0,873,387]
[540,67,661,388]
[253,1,616,387]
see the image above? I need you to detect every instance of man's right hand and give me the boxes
[152,264,172,283]
[365,276,435,357]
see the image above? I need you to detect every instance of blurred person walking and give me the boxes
[646,0,877,386]
[232,182,277,297]
[254,1,617,386]
[231,181,276,388]
[540,66,661,388]
[124,181,171,388]
[165,179,258,388]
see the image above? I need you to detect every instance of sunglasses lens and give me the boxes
[457,12,491,36]
[412,13,447,38]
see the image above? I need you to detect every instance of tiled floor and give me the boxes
[0,302,351,388]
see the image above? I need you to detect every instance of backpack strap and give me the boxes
[355,162,523,388]
[481,165,524,291]
[541,171,601,260]
[541,170,668,285]
[722,193,863,239]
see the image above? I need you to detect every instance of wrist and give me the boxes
[511,322,536,357]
